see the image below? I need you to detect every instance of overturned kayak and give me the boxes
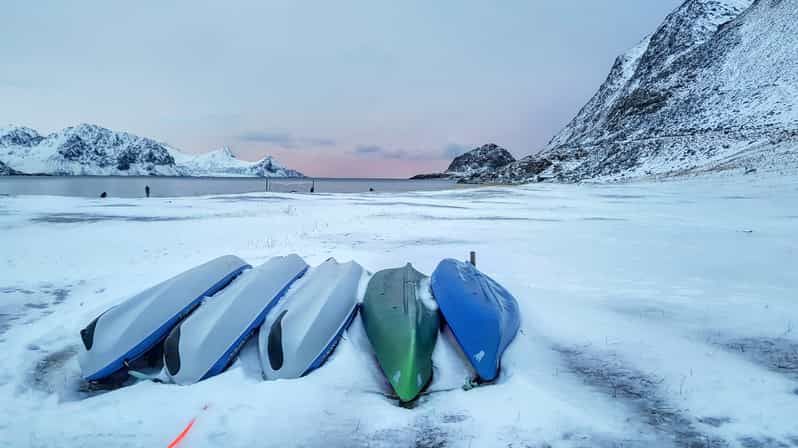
[78,255,250,382]
[361,263,439,402]
[259,258,363,379]
[164,254,308,385]
[430,259,520,382]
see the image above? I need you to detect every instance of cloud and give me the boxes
[237,131,336,149]
[353,143,472,160]
[353,145,408,159]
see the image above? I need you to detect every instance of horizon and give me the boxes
[2,1,682,178]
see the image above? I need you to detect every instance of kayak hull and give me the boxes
[259,258,364,379]
[164,254,308,385]
[77,255,250,381]
[361,264,439,402]
[430,259,520,382]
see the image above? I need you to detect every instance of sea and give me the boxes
[0,176,460,198]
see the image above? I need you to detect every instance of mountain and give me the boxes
[168,146,302,178]
[478,0,798,183]
[410,143,515,180]
[0,124,303,177]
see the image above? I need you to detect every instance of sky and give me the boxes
[1,0,683,178]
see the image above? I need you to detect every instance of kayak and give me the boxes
[259,258,363,379]
[430,259,520,382]
[78,255,250,381]
[360,263,439,402]
[164,254,308,385]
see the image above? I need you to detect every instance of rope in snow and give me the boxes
[167,405,208,448]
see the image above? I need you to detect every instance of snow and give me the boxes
[1,174,797,447]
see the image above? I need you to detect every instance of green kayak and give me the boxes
[361,263,439,402]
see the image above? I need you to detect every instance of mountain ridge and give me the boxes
[0,123,303,177]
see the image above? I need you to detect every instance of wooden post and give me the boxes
[469,251,476,267]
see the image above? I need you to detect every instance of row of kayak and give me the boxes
[78,254,521,402]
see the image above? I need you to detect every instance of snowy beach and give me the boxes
[1,176,797,447]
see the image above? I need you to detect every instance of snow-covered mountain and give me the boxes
[410,143,515,180]
[479,0,798,183]
[0,124,303,177]
[168,145,302,178]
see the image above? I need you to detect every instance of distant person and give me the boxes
[310,180,315,193]
[145,185,150,198]
[100,192,107,198]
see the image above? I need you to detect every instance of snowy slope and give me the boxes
[0,174,796,447]
[0,124,303,177]
[481,0,798,183]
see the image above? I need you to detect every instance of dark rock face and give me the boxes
[0,160,22,175]
[446,144,515,175]
[0,127,43,148]
[55,124,175,172]
[467,156,553,184]
[480,0,798,183]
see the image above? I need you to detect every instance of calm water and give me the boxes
[0,176,459,198]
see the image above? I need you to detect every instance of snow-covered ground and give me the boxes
[1,175,796,447]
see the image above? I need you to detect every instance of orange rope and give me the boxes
[167,405,208,448]
[166,418,196,448]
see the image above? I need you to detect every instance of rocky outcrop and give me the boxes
[410,143,515,181]
[446,143,515,176]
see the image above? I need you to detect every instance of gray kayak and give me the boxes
[259,258,363,380]
[78,255,250,381]
[164,254,308,385]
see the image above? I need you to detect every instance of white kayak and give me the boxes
[259,258,364,380]
[164,254,308,385]
[78,255,250,381]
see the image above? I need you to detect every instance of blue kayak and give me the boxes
[430,258,520,382]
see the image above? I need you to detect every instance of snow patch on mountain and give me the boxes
[0,124,303,177]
